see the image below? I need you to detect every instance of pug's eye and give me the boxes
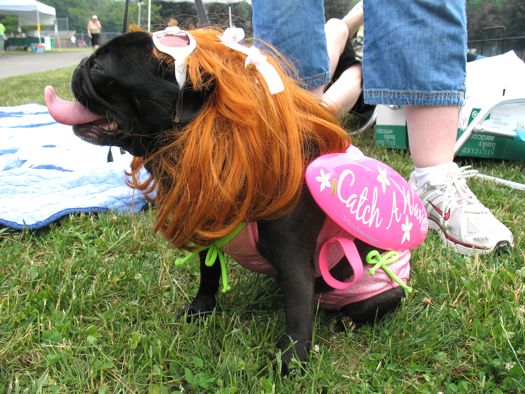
[93,58,103,71]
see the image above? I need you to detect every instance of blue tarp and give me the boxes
[0,104,148,230]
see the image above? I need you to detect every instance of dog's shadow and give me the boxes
[186,260,396,333]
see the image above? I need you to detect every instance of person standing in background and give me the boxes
[87,15,102,50]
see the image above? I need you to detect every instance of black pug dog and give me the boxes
[45,28,408,373]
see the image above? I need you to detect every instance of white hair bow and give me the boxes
[219,28,285,95]
[152,26,197,89]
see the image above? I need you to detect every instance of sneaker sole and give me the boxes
[427,218,512,256]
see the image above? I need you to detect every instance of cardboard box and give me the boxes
[374,52,525,160]
[374,105,407,150]
[375,105,525,160]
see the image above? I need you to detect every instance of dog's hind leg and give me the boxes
[341,287,405,325]
[339,239,407,325]
[316,238,407,328]
[178,251,221,320]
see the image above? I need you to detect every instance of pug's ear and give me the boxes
[175,83,214,124]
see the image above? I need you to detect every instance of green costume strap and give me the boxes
[366,250,413,294]
[174,223,247,293]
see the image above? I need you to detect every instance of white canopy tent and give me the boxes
[0,0,57,44]
[0,0,56,26]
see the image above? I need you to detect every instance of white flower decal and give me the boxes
[315,169,332,192]
[376,165,391,194]
[401,216,413,244]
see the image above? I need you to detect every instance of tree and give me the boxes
[0,15,18,35]
[43,0,160,34]
[467,0,525,39]
[157,1,252,32]
[467,0,505,40]
[502,0,525,37]
[157,2,199,29]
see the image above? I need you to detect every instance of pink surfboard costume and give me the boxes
[222,218,412,310]
[220,146,427,310]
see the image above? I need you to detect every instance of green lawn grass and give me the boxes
[0,69,524,393]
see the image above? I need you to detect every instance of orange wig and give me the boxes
[129,28,351,249]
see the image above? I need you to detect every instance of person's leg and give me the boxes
[93,34,100,50]
[322,18,362,117]
[325,0,364,79]
[324,18,349,78]
[252,0,330,96]
[363,0,513,254]
[252,0,364,116]
[342,1,363,38]
[323,63,362,118]
[406,106,457,167]
[363,0,465,166]
[321,2,364,117]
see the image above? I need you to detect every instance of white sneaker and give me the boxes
[409,163,513,255]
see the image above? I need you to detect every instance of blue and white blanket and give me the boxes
[0,104,149,230]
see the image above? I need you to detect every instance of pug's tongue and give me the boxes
[44,85,104,126]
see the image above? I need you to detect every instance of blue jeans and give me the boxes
[363,0,467,106]
[252,0,331,90]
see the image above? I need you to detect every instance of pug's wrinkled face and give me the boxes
[45,31,212,156]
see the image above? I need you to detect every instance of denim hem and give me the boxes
[364,89,465,106]
[300,71,331,90]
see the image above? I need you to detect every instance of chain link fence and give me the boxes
[468,27,525,60]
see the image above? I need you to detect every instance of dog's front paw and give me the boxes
[275,336,310,376]
[177,294,217,321]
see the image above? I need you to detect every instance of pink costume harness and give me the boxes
[222,219,411,311]
[220,146,427,310]
[175,147,427,311]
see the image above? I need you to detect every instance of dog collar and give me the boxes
[152,26,197,89]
